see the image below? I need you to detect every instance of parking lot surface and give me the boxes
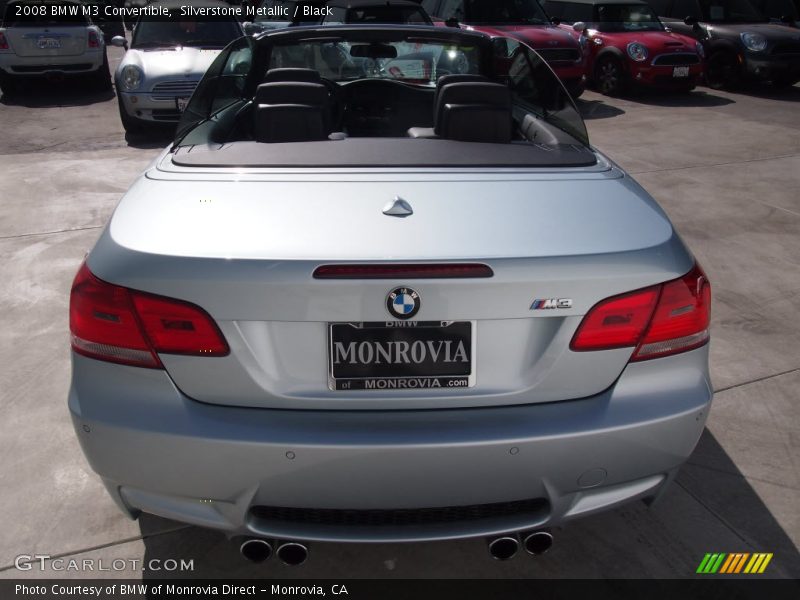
[0,44,798,579]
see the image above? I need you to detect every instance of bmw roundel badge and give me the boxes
[387,287,420,319]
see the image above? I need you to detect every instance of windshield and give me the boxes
[760,0,799,19]
[462,0,550,25]
[268,39,481,84]
[131,16,241,49]
[332,6,431,24]
[699,0,768,22]
[594,4,665,31]
[3,2,88,26]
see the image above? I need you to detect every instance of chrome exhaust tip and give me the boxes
[276,541,309,566]
[523,530,553,555]
[239,538,273,563]
[487,536,519,561]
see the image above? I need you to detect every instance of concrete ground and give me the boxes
[0,45,798,579]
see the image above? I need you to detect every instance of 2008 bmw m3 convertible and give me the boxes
[68,23,712,560]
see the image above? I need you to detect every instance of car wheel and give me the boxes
[705,50,739,90]
[92,53,113,92]
[117,93,146,135]
[594,57,626,96]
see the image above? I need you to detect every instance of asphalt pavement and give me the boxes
[0,44,798,579]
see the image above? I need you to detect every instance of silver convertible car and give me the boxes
[69,24,713,564]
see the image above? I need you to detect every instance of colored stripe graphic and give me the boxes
[697,553,727,573]
[744,553,773,574]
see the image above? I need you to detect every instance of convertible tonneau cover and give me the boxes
[172,138,598,168]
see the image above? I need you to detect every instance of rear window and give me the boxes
[3,1,89,26]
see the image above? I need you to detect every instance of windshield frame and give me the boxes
[173,25,591,152]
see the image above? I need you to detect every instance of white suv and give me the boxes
[0,0,111,95]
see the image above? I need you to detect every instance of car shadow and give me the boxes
[0,80,115,107]
[722,82,800,102]
[576,98,626,120]
[621,88,736,108]
[135,428,800,579]
[124,127,175,150]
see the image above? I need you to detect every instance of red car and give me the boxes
[422,0,588,97]
[545,0,705,94]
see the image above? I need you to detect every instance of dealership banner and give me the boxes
[3,579,800,600]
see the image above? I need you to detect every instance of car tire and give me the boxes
[92,53,113,92]
[117,93,146,135]
[0,71,20,97]
[705,50,739,90]
[594,56,626,96]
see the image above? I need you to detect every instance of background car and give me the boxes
[112,0,243,134]
[0,0,111,95]
[421,0,588,97]
[647,0,800,88]
[319,0,434,25]
[546,0,705,94]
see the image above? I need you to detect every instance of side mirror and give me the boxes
[551,17,561,26]
[573,21,586,33]
[684,15,698,26]
[111,35,128,49]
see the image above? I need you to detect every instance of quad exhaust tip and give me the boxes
[277,541,309,566]
[523,530,554,556]
[487,536,520,561]
[239,538,273,563]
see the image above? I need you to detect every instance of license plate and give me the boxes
[673,66,690,78]
[328,321,474,391]
[38,38,61,49]
[175,97,189,112]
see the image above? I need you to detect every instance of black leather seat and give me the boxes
[254,81,331,143]
[407,74,489,139]
[435,81,512,143]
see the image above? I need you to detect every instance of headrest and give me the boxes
[255,81,328,106]
[435,81,511,129]
[263,68,322,83]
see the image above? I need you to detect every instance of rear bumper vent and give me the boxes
[249,497,549,527]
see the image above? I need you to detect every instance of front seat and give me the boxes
[253,81,331,143]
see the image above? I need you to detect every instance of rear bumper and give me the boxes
[69,347,712,542]
[0,50,104,76]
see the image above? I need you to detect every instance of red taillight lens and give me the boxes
[0,32,9,50]
[571,264,710,361]
[69,263,228,368]
[632,265,710,361]
[313,263,493,279]
[570,287,660,351]
[88,31,100,48]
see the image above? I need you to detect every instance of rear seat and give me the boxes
[408,76,512,143]
[253,80,331,143]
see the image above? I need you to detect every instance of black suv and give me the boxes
[648,0,800,87]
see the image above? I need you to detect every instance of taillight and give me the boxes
[88,30,100,49]
[0,32,9,50]
[571,264,710,361]
[69,263,228,369]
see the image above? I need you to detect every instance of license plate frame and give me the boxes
[37,38,61,50]
[328,320,476,391]
[673,66,690,78]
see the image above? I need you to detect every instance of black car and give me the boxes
[647,0,800,87]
